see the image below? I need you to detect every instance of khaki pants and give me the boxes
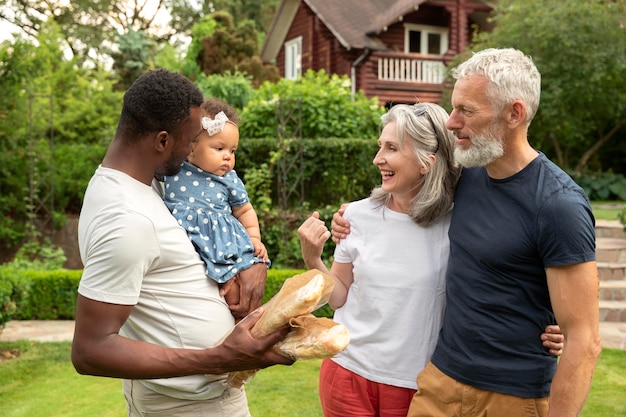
[123,379,251,417]
[407,362,549,417]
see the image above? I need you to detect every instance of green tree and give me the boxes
[0,0,281,78]
[468,0,626,173]
[109,28,158,91]
[0,22,121,248]
[0,0,167,65]
[180,0,280,32]
[182,11,279,87]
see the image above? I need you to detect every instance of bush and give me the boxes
[0,278,16,328]
[195,71,254,110]
[235,137,379,208]
[260,206,339,270]
[570,171,626,201]
[0,267,82,320]
[240,69,384,140]
[262,269,333,318]
[0,267,335,322]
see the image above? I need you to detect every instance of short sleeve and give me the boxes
[537,189,596,267]
[224,170,250,207]
[79,210,160,305]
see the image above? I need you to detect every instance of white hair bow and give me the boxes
[201,111,229,136]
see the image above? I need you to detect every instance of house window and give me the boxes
[284,36,302,80]
[404,24,448,55]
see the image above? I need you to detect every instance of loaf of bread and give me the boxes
[226,269,346,388]
[250,269,335,337]
[273,314,349,360]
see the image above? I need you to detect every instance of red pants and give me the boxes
[319,359,416,417]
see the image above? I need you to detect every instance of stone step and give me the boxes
[595,219,626,239]
[596,237,626,263]
[598,322,626,349]
[597,262,626,281]
[599,280,626,302]
[599,300,626,322]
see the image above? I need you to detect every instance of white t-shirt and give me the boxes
[332,198,450,389]
[78,166,234,400]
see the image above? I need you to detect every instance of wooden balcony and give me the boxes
[363,52,447,105]
[376,52,447,84]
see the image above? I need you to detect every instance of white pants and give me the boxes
[123,379,251,417]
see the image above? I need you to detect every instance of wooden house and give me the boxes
[261,0,495,107]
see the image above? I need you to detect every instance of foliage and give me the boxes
[0,278,16,327]
[571,171,626,202]
[236,137,380,208]
[0,266,332,321]
[208,0,280,33]
[182,14,217,79]
[109,28,157,91]
[0,0,185,67]
[240,69,384,140]
[195,71,254,110]
[0,266,81,320]
[7,239,67,271]
[199,12,257,74]
[13,271,80,320]
[244,162,274,214]
[168,0,280,40]
[152,42,184,72]
[183,10,279,87]
[53,143,108,213]
[0,0,119,65]
[469,0,626,173]
[0,23,121,248]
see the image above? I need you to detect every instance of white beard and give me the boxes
[454,123,505,168]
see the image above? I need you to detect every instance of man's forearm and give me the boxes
[548,337,601,416]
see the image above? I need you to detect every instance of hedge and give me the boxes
[0,267,333,328]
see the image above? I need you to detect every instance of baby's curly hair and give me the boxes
[201,98,241,125]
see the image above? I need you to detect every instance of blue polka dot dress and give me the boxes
[163,161,268,283]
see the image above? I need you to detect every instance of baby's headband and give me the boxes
[201,111,234,136]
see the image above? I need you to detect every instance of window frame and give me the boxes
[284,36,302,80]
[404,24,448,56]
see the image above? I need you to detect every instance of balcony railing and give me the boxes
[377,53,446,84]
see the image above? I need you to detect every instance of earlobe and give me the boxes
[509,101,526,126]
[155,131,170,152]
[420,154,436,175]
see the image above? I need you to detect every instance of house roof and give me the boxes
[261,0,428,61]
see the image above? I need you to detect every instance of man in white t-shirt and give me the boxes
[72,69,292,417]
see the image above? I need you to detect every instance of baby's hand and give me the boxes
[251,238,268,262]
[219,277,241,321]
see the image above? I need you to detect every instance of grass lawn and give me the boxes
[0,341,624,417]
[0,201,623,415]
[592,200,625,221]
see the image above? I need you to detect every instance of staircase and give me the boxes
[596,219,626,349]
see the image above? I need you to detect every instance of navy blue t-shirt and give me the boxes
[431,153,595,398]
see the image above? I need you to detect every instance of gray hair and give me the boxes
[451,48,541,124]
[371,103,460,227]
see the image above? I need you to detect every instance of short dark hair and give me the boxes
[117,69,204,140]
